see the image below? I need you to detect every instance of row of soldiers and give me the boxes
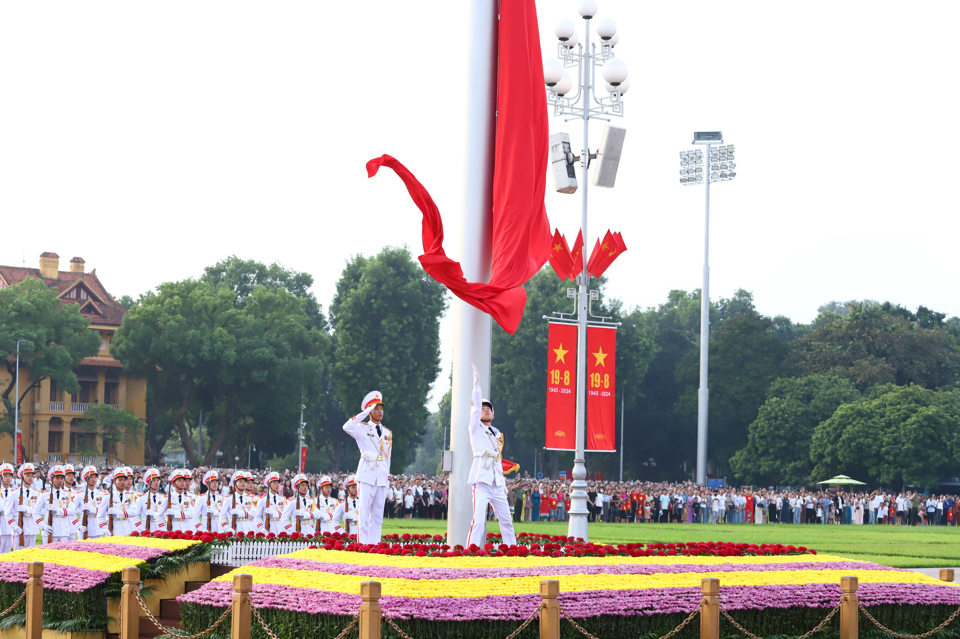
[0,462,361,551]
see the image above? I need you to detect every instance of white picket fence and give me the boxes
[211,541,315,566]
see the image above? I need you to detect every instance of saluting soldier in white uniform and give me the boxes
[13,464,40,549]
[330,475,361,537]
[279,474,318,536]
[192,471,227,533]
[33,466,80,544]
[254,472,286,536]
[165,469,197,532]
[466,363,517,547]
[343,391,392,544]
[72,466,111,539]
[135,468,168,533]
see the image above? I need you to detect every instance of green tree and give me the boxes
[320,246,447,472]
[810,384,960,489]
[0,278,101,434]
[676,310,791,475]
[791,303,960,391]
[491,269,658,478]
[73,404,145,452]
[729,375,860,486]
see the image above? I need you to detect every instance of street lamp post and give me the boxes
[544,0,629,542]
[679,132,736,485]
[14,340,24,464]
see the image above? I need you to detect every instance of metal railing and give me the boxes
[49,402,65,411]
[71,403,92,413]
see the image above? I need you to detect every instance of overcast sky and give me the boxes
[3,1,958,410]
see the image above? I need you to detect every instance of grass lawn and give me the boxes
[380,519,960,568]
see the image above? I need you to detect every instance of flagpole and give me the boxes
[447,0,498,548]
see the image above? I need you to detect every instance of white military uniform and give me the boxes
[466,372,516,547]
[13,465,40,549]
[343,391,392,544]
[72,467,111,539]
[279,475,318,536]
[0,464,19,553]
[33,467,80,544]
[330,484,360,537]
[193,471,227,533]
[135,469,168,533]
[254,491,287,535]
[105,468,141,537]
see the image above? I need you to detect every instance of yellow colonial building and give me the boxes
[0,252,146,466]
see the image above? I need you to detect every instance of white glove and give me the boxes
[76,525,87,534]
[362,451,378,462]
[319,511,332,523]
[482,448,497,469]
[100,529,112,537]
[12,525,22,536]
[40,524,53,535]
[297,510,314,520]
[18,505,32,514]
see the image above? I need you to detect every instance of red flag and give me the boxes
[569,230,584,280]
[586,326,617,451]
[365,0,551,334]
[545,322,577,450]
[590,231,628,278]
[586,236,603,276]
[501,459,520,475]
[299,446,308,474]
[548,229,574,280]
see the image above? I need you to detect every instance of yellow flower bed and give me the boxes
[79,536,200,552]
[215,566,954,599]
[0,548,139,574]
[285,548,850,570]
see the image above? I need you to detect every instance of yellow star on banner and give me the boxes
[554,430,566,437]
[593,346,608,367]
[553,242,562,252]
[553,343,569,364]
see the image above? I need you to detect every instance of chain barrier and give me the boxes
[859,601,960,639]
[133,588,231,639]
[720,602,840,639]
[250,599,282,639]
[503,602,545,639]
[0,588,27,617]
[385,616,417,639]
[333,615,360,639]
[658,600,705,639]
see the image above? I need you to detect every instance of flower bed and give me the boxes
[0,537,217,633]
[179,544,960,639]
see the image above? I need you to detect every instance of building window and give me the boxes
[100,339,108,351]
[49,379,58,402]
[48,432,62,454]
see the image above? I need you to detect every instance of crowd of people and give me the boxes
[3,458,957,555]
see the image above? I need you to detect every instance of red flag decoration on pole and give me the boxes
[545,322,577,450]
[586,230,628,278]
[15,433,22,465]
[365,0,552,334]
[547,229,575,281]
[586,325,617,451]
[299,446,308,474]
[569,230,584,280]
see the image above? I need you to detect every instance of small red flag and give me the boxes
[569,230,584,280]
[589,230,627,278]
[547,229,574,280]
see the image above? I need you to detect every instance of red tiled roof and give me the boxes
[79,358,124,368]
[0,265,128,326]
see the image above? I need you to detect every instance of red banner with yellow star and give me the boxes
[586,325,617,451]
[545,322,577,450]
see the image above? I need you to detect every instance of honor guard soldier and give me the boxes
[254,472,286,536]
[223,471,258,534]
[136,468,168,533]
[343,390,392,544]
[1,464,19,553]
[34,466,79,544]
[312,476,339,535]
[13,464,40,549]
[280,474,317,536]
[73,466,110,539]
[193,471,227,533]
[106,467,141,537]
[331,475,361,537]
[166,469,196,532]
[466,364,517,547]
[62,464,84,540]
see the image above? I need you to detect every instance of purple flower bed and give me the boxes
[53,541,169,562]
[254,556,898,581]
[0,562,111,593]
[179,579,960,622]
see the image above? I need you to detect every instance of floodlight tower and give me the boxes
[543,0,629,542]
[679,131,736,486]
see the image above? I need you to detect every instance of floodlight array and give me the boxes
[679,144,736,185]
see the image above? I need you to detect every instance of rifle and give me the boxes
[46,489,54,544]
[295,496,301,534]
[265,493,275,533]
[345,518,351,537]
[206,494,212,532]
[82,489,89,540]
[231,492,237,531]
[108,489,114,535]
[167,486,174,531]
[18,489,24,547]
